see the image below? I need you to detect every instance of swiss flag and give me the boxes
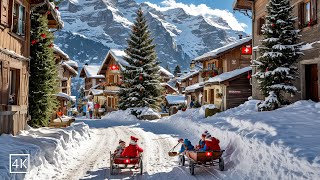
[241,46,252,55]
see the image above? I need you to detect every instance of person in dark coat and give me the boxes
[122,136,143,157]
[190,99,195,108]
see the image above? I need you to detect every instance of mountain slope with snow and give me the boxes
[54,0,246,70]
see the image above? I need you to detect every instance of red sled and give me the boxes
[109,151,143,175]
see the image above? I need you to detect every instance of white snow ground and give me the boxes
[1,100,320,180]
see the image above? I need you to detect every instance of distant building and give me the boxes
[79,65,105,96]
[194,37,252,110]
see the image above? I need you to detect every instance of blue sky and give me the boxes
[136,0,252,34]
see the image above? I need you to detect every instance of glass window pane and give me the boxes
[306,2,311,23]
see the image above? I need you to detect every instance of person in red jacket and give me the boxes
[121,136,143,157]
[202,134,221,151]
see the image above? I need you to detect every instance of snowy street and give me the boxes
[61,119,225,180]
[1,100,320,180]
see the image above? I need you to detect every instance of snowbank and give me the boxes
[159,100,320,179]
[0,123,91,180]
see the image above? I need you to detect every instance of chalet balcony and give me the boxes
[233,0,253,10]
[201,68,223,80]
[102,83,121,94]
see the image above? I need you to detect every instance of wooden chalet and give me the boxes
[0,0,63,134]
[97,49,128,111]
[79,64,105,97]
[176,68,202,94]
[203,67,252,110]
[234,0,320,102]
[53,45,77,116]
[193,37,252,110]
[181,61,205,106]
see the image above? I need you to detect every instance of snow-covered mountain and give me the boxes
[54,0,246,71]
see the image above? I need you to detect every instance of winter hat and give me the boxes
[202,130,209,137]
[178,138,184,143]
[205,134,212,140]
[130,136,138,145]
[119,139,125,144]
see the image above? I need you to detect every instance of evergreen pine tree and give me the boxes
[173,65,181,76]
[254,0,302,111]
[118,8,163,112]
[29,13,58,127]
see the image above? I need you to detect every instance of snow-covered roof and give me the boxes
[31,0,64,29]
[53,44,69,59]
[0,47,29,61]
[65,60,78,68]
[165,95,186,105]
[185,82,204,93]
[177,68,201,82]
[205,66,252,84]
[89,89,104,96]
[56,92,72,101]
[61,62,78,76]
[194,37,252,61]
[160,83,178,93]
[81,65,105,78]
[159,66,174,78]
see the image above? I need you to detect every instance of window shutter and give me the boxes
[0,0,9,26]
[0,61,10,104]
[298,2,305,28]
[311,0,317,22]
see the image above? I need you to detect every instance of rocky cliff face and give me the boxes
[55,0,245,70]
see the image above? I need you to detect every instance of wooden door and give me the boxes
[306,64,319,102]
[210,89,214,104]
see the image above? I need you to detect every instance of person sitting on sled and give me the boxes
[196,131,208,150]
[122,136,143,157]
[202,133,221,151]
[178,138,194,155]
[114,139,126,156]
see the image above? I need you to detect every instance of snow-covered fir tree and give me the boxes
[254,0,303,111]
[174,65,181,76]
[29,13,58,127]
[118,8,163,113]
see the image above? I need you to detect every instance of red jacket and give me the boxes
[205,137,221,151]
[121,144,143,157]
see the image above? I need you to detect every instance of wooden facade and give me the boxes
[79,65,105,96]
[192,38,252,110]
[0,0,63,134]
[0,0,32,135]
[97,50,123,110]
[236,0,320,102]
[204,69,252,110]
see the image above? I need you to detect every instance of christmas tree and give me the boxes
[29,13,58,127]
[118,8,163,113]
[174,65,181,76]
[254,0,302,111]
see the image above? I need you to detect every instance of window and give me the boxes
[12,2,25,35]
[109,75,115,84]
[257,17,265,35]
[8,69,20,105]
[305,1,311,23]
[299,0,317,28]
